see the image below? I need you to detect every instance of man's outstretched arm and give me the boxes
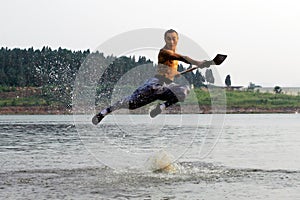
[160,49,208,68]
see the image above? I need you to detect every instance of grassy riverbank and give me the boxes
[191,88,300,109]
[0,86,299,114]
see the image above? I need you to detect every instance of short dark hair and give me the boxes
[164,29,178,38]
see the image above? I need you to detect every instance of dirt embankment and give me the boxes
[0,105,298,115]
[0,106,71,115]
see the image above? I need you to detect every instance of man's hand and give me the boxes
[196,60,212,69]
[203,60,213,68]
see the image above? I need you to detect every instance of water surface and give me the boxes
[0,114,299,199]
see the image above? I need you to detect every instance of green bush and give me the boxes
[0,86,16,92]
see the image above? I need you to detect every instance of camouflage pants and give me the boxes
[108,77,190,112]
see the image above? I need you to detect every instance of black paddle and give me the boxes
[180,54,227,75]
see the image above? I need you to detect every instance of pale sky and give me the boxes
[1,0,300,87]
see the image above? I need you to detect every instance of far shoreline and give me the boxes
[0,105,298,115]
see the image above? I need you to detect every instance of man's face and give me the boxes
[164,32,178,50]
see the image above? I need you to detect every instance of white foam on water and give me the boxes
[145,150,180,173]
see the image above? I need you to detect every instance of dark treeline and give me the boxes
[0,46,89,87]
[0,47,207,106]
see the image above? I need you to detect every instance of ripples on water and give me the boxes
[0,114,299,199]
[1,162,299,199]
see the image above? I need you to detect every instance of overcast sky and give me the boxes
[1,0,300,87]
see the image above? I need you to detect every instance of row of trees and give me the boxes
[0,47,89,87]
[0,47,213,106]
[0,47,213,87]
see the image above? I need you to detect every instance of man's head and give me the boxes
[164,29,178,51]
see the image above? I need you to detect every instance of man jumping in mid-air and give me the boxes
[92,29,211,125]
